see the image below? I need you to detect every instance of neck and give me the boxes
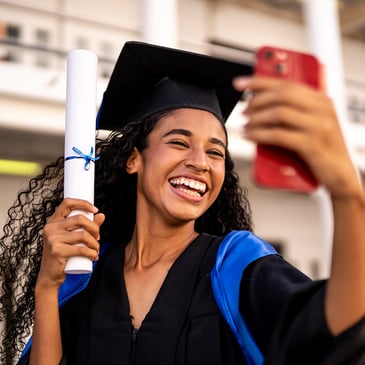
[124,224,199,270]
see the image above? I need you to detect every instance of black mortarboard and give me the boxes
[96,41,253,130]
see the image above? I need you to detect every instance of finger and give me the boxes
[245,127,310,159]
[94,212,105,228]
[45,212,101,240]
[89,213,105,241]
[233,76,273,93]
[46,234,100,261]
[66,229,100,253]
[46,228,100,255]
[319,63,327,92]
[244,105,313,133]
[246,82,324,116]
[234,75,318,94]
[62,213,104,242]
[44,214,103,267]
[52,198,98,220]
[234,76,327,118]
[65,214,101,237]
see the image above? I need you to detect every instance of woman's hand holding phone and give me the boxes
[233,46,357,197]
[245,46,321,192]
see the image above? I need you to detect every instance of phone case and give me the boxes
[253,45,320,192]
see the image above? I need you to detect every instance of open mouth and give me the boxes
[169,177,207,197]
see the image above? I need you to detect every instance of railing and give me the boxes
[2,37,365,127]
[0,38,115,78]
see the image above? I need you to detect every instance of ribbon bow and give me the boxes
[65,146,99,170]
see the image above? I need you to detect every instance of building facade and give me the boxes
[1,0,365,277]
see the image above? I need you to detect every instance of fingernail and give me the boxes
[233,76,251,89]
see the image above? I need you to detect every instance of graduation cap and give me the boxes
[97,41,253,130]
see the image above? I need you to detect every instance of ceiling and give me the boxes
[236,0,365,43]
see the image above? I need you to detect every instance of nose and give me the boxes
[184,147,209,172]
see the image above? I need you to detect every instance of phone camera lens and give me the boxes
[275,63,286,74]
[264,50,274,59]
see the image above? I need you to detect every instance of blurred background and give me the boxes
[0,0,364,278]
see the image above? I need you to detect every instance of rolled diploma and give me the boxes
[64,49,98,274]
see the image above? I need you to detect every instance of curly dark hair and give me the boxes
[0,110,252,364]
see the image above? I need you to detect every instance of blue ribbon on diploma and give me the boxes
[65,146,99,170]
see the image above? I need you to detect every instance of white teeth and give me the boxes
[170,177,206,194]
[180,188,200,197]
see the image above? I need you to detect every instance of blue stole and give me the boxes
[211,230,278,365]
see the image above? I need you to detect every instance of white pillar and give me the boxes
[303,0,355,277]
[304,0,348,125]
[140,0,178,47]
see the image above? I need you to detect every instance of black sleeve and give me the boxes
[240,255,365,365]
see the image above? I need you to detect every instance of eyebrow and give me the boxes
[162,128,226,148]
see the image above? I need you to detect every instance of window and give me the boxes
[7,24,20,40]
[99,41,113,78]
[1,23,21,62]
[34,28,50,67]
[0,22,7,60]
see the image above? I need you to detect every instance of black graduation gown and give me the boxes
[20,233,365,364]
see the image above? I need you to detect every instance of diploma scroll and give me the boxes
[64,49,98,274]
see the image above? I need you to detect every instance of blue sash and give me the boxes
[211,230,278,365]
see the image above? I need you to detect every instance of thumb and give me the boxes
[319,63,327,92]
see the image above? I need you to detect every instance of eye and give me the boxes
[207,149,225,159]
[168,139,189,148]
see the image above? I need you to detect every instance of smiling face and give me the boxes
[126,108,227,228]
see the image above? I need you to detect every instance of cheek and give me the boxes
[138,152,170,186]
[211,164,226,192]
[144,145,174,165]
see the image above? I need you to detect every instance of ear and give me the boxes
[125,147,141,174]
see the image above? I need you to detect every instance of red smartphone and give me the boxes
[252,45,321,192]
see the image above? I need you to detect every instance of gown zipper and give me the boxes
[130,325,138,364]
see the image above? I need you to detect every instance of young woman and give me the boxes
[1,41,365,365]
